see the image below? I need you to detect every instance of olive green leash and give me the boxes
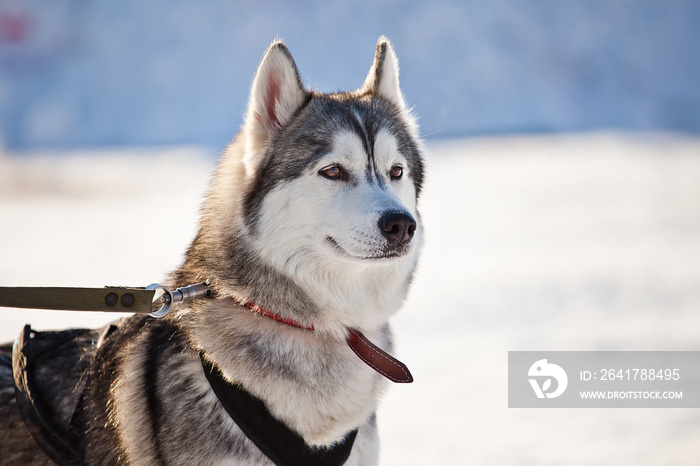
[0,282,211,318]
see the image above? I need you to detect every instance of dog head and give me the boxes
[242,38,423,262]
[189,38,424,332]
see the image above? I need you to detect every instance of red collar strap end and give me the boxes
[346,328,413,383]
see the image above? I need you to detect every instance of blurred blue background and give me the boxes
[1,0,699,150]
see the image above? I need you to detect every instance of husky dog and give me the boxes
[0,37,424,465]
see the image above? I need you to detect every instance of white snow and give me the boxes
[2,133,700,464]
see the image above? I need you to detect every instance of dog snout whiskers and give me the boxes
[378,211,416,247]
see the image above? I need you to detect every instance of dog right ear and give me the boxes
[243,41,307,175]
[360,37,407,110]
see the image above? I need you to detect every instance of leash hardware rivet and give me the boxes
[121,293,135,307]
[105,292,118,307]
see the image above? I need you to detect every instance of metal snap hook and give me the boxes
[146,281,212,318]
[146,284,173,318]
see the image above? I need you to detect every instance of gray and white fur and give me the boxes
[0,37,424,465]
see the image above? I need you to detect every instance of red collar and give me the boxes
[238,300,315,331]
[230,297,413,383]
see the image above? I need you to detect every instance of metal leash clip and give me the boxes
[147,281,212,318]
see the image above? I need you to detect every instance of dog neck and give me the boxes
[228,295,412,384]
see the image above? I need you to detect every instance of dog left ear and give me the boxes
[360,36,407,109]
[243,41,307,173]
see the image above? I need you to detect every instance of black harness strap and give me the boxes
[200,354,358,466]
[12,325,85,466]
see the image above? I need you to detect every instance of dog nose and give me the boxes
[378,211,417,247]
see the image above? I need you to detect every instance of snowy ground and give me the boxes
[1,133,700,465]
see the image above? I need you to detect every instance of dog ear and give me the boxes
[360,36,406,109]
[243,41,306,173]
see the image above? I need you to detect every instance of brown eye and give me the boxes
[390,165,403,180]
[319,164,348,181]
